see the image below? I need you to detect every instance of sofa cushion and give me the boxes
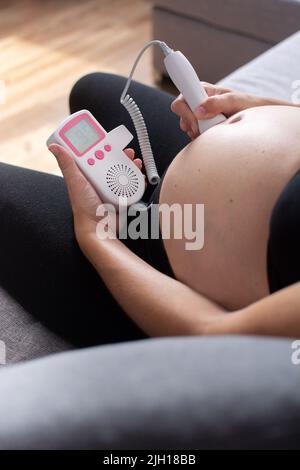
[218,31,300,100]
[0,287,71,365]
[152,0,300,44]
[0,336,299,449]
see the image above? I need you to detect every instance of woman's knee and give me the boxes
[69,72,127,114]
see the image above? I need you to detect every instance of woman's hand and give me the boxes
[48,144,142,246]
[171,83,264,140]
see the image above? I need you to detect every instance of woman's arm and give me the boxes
[81,234,226,337]
[209,282,300,338]
[172,82,300,140]
[48,143,225,337]
[49,144,300,339]
[77,232,300,339]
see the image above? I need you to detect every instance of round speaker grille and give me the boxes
[106,163,140,198]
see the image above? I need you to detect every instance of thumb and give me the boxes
[194,94,235,119]
[48,144,88,205]
[49,143,77,175]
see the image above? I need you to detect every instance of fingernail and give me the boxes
[195,106,206,118]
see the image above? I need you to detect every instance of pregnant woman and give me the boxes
[1,73,300,346]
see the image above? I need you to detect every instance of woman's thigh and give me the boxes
[0,163,147,347]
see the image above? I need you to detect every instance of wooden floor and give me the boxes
[0,0,156,175]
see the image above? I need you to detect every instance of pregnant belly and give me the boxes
[159,106,300,310]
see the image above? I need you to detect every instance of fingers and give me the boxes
[124,148,142,170]
[194,93,239,120]
[49,143,82,181]
[180,117,188,132]
[124,148,135,160]
[171,85,240,138]
[48,144,89,207]
[171,94,199,139]
[49,145,144,220]
[171,95,196,129]
[201,82,217,97]
[133,158,142,170]
[201,82,232,96]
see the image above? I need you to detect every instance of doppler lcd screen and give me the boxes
[64,118,104,154]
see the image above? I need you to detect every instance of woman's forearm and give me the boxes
[81,235,226,337]
[260,96,300,108]
[78,230,300,339]
[208,282,300,338]
[83,234,300,339]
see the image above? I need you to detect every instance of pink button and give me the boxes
[95,150,104,160]
[104,144,112,152]
[87,158,95,166]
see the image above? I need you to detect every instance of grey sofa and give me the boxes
[152,0,300,82]
[1,30,300,449]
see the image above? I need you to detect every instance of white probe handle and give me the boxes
[164,51,226,134]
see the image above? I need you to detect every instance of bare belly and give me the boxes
[159,106,300,310]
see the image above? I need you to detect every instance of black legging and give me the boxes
[0,73,189,347]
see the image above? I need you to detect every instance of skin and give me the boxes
[162,105,300,310]
[49,84,300,338]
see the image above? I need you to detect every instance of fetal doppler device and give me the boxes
[47,40,226,207]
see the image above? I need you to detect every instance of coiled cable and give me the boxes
[120,40,173,185]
